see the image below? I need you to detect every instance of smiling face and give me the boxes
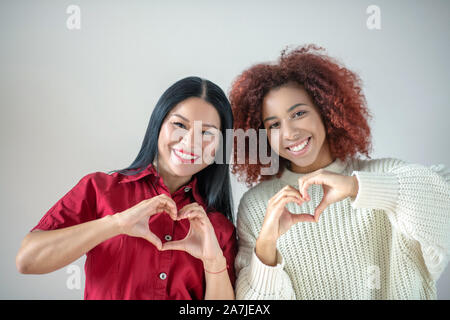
[262,82,333,173]
[157,97,221,178]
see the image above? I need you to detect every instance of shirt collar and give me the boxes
[118,163,206,207]
[280,158,348,186]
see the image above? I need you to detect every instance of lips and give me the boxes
[284,136,312,156]
[172,148,200,162]
[286,136,311,150]
[173,148,198,157]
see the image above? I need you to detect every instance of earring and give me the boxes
[152,154,158,171]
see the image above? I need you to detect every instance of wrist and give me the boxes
[256,235,277,251]
[255,237,278,266]
[108,213,124,236]
[203,254,227,273]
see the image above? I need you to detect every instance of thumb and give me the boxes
[313,199,329,222]
[160,239,186,252]
[290,213,316,225]
[142,231,162,250]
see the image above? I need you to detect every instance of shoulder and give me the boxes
[349,157,409,173]
[75,171,123,195]
[235,178,285,227]
[241,178,286,204]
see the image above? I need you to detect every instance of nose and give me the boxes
[281,120,301,141]
[179,127,203,153]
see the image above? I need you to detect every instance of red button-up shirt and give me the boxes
[31,163,237,300]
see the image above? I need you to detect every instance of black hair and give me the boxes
[108,76,234,223]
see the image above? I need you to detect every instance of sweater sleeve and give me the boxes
[234,191,296,299]
[349,157,450,280]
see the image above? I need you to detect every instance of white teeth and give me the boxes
[173,149,198,160]
[288,138,309,152]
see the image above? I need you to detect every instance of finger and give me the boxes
[273,185,302,200]
[271,196,305,218]
[143,231,162,250]
[154,198,178,219]
[269,185,292,204]
[298,171,323,199]
[178,203,199,216]
[164,201,178,220]
[272,192,304,209]
[271,187,304,205]
[151,202,175,220]
[153,193,174,206]
[290,212,316,224]
[178,204,206,220]
[300,175,325,201]
[313,199,329,222]
[177,209,195,221]
[185,210,208,225]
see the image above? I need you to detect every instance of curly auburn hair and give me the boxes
[229,44,373,187]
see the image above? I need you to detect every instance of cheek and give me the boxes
[158,124,179,156]
[266,130,282,153]
[312,118,326,140]
[161,124,185,145]
[202,136,219,157]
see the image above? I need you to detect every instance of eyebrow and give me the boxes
[262,103,307,123]
[171,113,218,129]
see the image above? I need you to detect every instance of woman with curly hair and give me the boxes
[230,44,450,299]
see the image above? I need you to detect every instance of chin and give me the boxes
[168,160,206,177]
[167,165,194,177]
[290,159,314,169]
[285,152,317,169]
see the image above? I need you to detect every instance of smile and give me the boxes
[172,148,200,162]
[286,137,311,155]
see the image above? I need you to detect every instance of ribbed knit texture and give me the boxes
[235,157,450,299]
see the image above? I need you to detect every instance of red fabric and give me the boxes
[31,164,237,300]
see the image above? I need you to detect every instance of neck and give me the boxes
[155,158,192,194]
[289,139,334,174]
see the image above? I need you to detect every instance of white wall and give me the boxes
[1,0,448,299]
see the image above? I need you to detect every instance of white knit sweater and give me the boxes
[234,157,450,299]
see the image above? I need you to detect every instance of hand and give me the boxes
[298,169,359,221]
[160,203,225,269]
[113,194,177,250]
[258,185,312,244]
[256,185,313,265]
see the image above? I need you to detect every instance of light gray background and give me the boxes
[1,0,449,299]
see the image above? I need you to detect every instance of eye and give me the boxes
[202,130,213,136]
[268,122,280,129]
[172,122,187,129]
[293,111,306,118]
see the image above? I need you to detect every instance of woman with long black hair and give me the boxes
[16,76,237,300]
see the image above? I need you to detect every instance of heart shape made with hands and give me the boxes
[145,201,211,258]
[285,169,358,223]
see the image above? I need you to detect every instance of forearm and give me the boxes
[16,214,120,274]
[255,237,277,266]
[203,255,235,300]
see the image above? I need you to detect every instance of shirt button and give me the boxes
[164,235,172,241]
[184,187,191,192]
[159,272,167,280]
